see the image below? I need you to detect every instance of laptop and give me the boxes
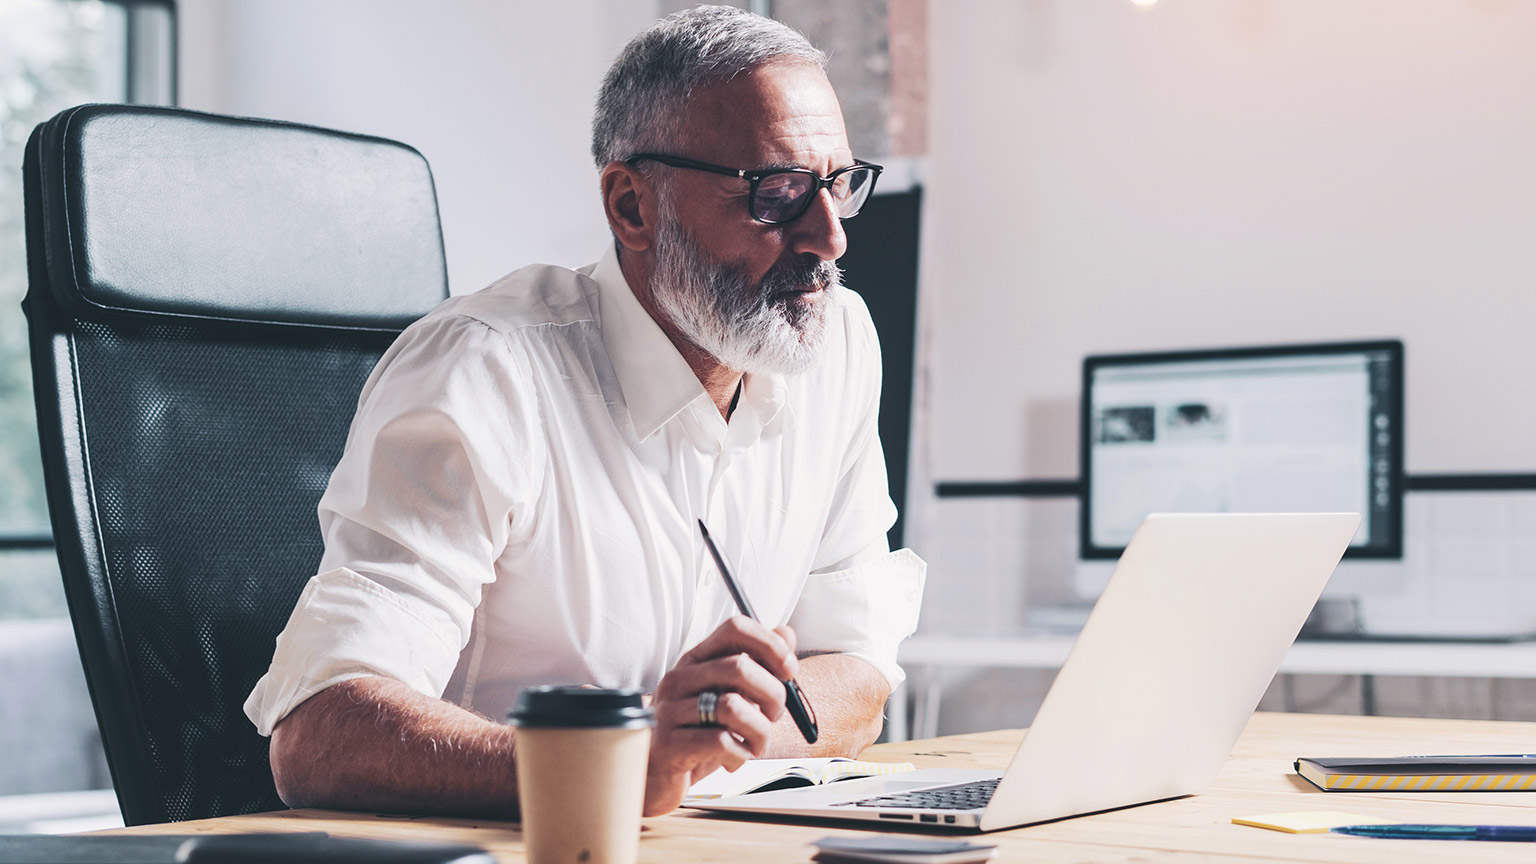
[687,512,1360,832]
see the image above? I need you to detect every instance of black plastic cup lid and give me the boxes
[507,686,654,729]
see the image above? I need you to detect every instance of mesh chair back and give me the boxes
[22,105,448,824]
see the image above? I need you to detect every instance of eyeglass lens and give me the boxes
[754,167,876,223]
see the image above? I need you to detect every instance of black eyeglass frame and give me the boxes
[625,152,884,225]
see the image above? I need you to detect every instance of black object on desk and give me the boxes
[698,519,819,744]
[0,833,493,864]
[175,834,494,864]
[0,834,202,864]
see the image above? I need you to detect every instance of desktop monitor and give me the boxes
[1080,340,1403,560]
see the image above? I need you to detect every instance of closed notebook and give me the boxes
[1296,756,1536,791]
[686,758,916,799]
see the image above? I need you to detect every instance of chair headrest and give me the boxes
[33,104,448,329]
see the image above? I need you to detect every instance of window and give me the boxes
[0,0,174,618]
[0,0,174,809]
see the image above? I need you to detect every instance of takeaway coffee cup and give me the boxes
[508,687,654,864]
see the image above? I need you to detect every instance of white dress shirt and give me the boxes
[245,245,926,736]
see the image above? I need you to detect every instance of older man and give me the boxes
[247,6,925,817]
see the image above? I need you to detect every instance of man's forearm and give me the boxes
[762,653,890,759]
[269,676,518,816]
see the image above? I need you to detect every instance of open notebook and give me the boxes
[686,758,917,800]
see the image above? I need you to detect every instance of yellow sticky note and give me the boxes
[1232,811,1399,834]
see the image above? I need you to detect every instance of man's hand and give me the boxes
[643,616,797,816]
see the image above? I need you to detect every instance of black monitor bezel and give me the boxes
[1079,339,1405,560]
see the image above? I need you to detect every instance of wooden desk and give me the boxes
[102,713,1536,862]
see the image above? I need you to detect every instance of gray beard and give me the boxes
[648,214,839,376]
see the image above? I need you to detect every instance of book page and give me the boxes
[816,760,918,784]
[686,758,917,799]
[686,758,847,799]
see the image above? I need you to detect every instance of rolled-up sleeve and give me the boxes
[788,292,927,691]
[244,313,540,736]
[244,568,465,736]
[788,548,926,691]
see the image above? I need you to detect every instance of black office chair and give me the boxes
[21,104,449,824]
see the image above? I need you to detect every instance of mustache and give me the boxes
[763,256,841,297]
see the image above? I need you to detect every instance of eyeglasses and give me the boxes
[625,153,883,225]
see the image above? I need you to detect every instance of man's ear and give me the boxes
[601,162,654,253]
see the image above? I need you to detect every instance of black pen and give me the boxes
[697,518,819,744]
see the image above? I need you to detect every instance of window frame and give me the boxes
[0,0,177,557]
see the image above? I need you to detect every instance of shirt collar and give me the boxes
[592,244,708,441]
[591,244,793,442]
[736,363,794,438]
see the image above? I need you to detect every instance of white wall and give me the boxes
[909,1,1536,734]
[923,0,1536,481]
[167,1,1536,727]
[172,0,1536,532]
[177,0,659,295]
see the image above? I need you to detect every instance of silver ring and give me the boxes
[697,690,720,727]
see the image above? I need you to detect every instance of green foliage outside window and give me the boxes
[0,0,129,619]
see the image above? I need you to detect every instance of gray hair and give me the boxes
[591,5,828,169]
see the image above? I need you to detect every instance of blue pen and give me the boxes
[1334,824,1536,842]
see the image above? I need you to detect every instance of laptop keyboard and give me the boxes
[848,778,1000,811]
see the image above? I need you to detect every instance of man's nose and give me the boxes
[788,188,848,262]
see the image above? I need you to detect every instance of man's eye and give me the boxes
[757,175,802,201]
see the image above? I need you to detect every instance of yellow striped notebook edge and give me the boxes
[1320,772,1536,791]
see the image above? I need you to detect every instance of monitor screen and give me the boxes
[1081,340,1403,559]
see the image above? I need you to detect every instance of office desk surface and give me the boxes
[102,713,1536,862]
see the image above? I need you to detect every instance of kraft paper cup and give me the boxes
[509,687,654,864]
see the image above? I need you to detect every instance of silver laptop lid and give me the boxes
[979,512,1358,831]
